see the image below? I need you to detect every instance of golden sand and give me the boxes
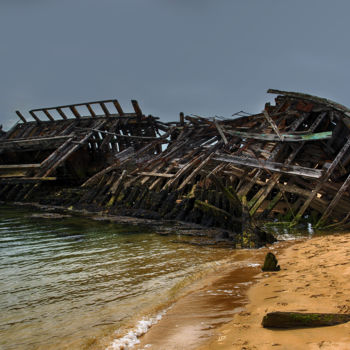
[198,233,350,350]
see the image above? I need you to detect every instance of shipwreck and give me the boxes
[1,89,350,247]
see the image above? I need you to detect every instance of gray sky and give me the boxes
[1,0,350,130]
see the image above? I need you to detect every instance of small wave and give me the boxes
[246,263,260,267]
[105,308,169,350]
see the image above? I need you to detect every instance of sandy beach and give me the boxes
[132,249,269,350]
[198,233,350,350]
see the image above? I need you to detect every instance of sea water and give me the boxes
[0,206,232,350]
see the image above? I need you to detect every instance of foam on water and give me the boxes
[106,308,169,350]
[246,262,260,267]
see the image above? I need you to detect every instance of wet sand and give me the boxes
[198,233,350,350]
[133,245,292,350]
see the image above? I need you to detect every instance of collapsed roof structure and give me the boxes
[1,89,350,246]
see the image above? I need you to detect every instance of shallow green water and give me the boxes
[0,206,232,350]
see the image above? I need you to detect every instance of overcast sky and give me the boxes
[1,0,350,129]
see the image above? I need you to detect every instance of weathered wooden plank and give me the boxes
[236,114,309,197]
[259,192,283,218]
[178,153,213,190]
[29,111,41,123]
[263,110,283,141]
[99,120,119,151]
[0,135,71,150]
[205,163,226,179]
[82,139,164,187]
[210,174,242,215]
[247,111,329,215]
[109,170,127,196]
[162,155,203,190]
[239,111,327,211]
[291,136,350,226]
[100,102,111,117]
[268,88,350,118]
[19,124,37,139]
[140,163,165,185]
[113,100,124,116]
[131,100,143,116]
[213,154,323,178]
[179,112,185,126]
[0,164,41,169]
[316,172,350,227]
[32,99,125,113]
[214,121,228,144]
[93,171,118,202]
[0,135,71,143]
[86,104,97,118]
[59,120,75,135]
[149,165,175,190]
[0,177,56,183]
[69,106,81,119]
[47,123,106,176]
[15,111,27,123]
[56,107,68,120]
[76,127,164,141]
[39,138,74,169]
[223,129,332,142]
[139,172,174,178]
[43,109,55,121]
[0,171,28,178]
[0,184,10,197]
[195,200,241,223]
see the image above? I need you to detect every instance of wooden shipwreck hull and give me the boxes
[1,89,350,246]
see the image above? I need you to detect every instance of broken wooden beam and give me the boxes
[15,111,27,123]
[263,110,283,141]
[178,153,213,190]
[0,136,72,151]
[195,199,241,223]
[69,106,81,119]
[214,120,228,144]
[29,111,41,123]
[76,127,166,141]
[56,107,68,120]
[0,164,41,169]
[100,102,111,117]
[222,129,332,142]
[213,154,323,178]
[262,311,350,329]
[113,100,125,116]
[316,172,350,227]
[139,172,174,178]
[0,177,56,184]
[291,136,350,226]
[247,111,329,216]
[131,100,143,117]
[267,89,350,118]
[86,104,97,118]
[179,112,185,126]
[43,109,55,122]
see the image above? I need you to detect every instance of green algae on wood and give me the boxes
[262,311,350,328]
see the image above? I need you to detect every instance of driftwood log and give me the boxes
[262,311,350,329]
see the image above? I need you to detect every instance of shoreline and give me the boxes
[8,201,349,349]
[197,233,350,350]
[0,206,241,350]
[120,240,296,350]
